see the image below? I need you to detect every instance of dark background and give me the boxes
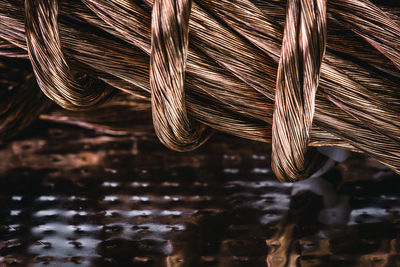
[0,121,399,266]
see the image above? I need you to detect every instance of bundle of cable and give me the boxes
[1,0,400,181]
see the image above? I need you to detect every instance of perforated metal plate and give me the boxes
[0,122,399,266]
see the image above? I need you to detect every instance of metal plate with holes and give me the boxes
[0,122,399,266]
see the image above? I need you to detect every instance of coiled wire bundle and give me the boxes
[1,0,400,181]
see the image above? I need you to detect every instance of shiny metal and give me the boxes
[0,122,399,266]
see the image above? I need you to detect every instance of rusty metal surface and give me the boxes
[0,122,399,266]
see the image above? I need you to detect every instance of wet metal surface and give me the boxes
[0,122,399,266]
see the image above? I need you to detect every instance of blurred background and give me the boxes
[0,120,399,267]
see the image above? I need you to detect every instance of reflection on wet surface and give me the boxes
[0,122,399,266]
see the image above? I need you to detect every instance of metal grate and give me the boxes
[0,122,399,266]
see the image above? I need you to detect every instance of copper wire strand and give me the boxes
[24,0,112,110]
[272,0,327,181]
[0,0,400,180]
[150,0,212,151]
